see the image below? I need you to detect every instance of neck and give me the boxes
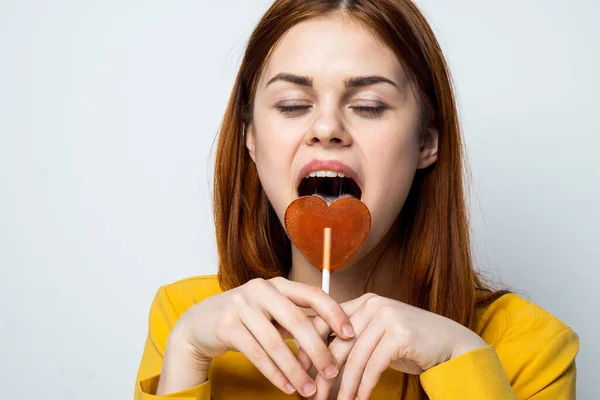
[287,229,400,303]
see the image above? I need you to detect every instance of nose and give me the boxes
[304,110,352,148]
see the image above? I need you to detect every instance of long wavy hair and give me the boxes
[213,1,506,397]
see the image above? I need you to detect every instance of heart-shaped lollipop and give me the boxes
[284,196,371,272]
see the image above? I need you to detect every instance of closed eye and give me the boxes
[351,106,388,117]
[276,104,388,117]
[277,105,312,114]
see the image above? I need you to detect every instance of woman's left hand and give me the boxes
[298,293,487,400]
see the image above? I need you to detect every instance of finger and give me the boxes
[275,315,329,340]
[227,324,296,395]
[312,303,374,398]
[310,366,338,400]
[239,306,317,397]
[356,333,396,400]
[337,322,385,400]
[298,315,333,372]
[275,310,334,375]
[269,277,356,340]
[339,292,378,317]
[327,303,374,366]
[297,347,312,371]
[273,330,311,371]
[259,292,340,383]
[307,292,375,342]
[284,339,311,371]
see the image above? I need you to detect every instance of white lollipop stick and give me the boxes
[322,227,331,294]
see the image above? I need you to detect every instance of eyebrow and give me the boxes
[266,73,313,87]
[344,75,398,89]
[265,73,399,89]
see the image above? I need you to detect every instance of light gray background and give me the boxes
[1,0,598,399]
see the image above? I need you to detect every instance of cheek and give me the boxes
[251,111,303,217]
[254,119,302,175]
[367,128,421,195]
[253,106,304,159]
[361,125,421,241]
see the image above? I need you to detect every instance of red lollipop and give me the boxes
[284,196,371,273]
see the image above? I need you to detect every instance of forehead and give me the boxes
[260,15,406,85]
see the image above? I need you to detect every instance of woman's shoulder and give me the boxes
[145,275,223,351]
[477,292,576,340]
[156,274,223,315]
[476,293,579,378]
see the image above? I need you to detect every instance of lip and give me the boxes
[296,159,362,192]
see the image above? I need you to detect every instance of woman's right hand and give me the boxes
[156,277,356,398]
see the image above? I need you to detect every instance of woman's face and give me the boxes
[246,15,438,264]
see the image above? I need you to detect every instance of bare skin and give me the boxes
[157,14,486,400]
[156,277,356,397]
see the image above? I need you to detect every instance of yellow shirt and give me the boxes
[134,275,579,399]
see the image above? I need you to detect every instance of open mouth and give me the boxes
[297,172,362,205]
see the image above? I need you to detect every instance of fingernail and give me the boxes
[324,363,338,379]
[342,324,355,338]
[285,383,295,394]
[302,382,316,396]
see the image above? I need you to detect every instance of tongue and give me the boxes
[312,193,353,206]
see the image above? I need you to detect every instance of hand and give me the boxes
[298,293,487,400]
[156,277,356,397]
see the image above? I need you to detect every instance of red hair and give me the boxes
[213,1,506,397]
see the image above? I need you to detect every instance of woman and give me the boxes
[135,1,579,399]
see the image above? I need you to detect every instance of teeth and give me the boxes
[305,170,347,178]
